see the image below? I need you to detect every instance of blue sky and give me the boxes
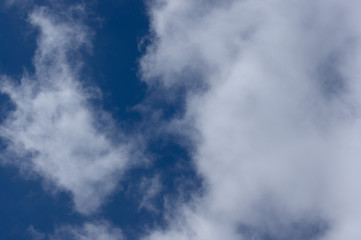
[0,1,200,239]
[2,1,361,240]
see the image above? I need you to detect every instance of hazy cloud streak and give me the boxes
[50,221,124,240]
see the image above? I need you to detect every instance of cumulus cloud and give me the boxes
[0,6,133,214]
[141,0,361,239]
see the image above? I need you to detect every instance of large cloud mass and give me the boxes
[0,7,132,214]
[141,0,361,239]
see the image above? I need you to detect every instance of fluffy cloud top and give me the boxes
[141,0,361,239]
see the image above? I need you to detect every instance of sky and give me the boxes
[1,0,361,240]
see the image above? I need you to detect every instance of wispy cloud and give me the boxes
[52,222,123,240]
[0,6,134,214]
[141,0,361,239]
[138,175,162,212]
[47,221,123,240]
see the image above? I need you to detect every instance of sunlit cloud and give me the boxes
[141,0,361,239]
[0,6,134,215]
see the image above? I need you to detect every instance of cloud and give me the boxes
[0,6,134,214]
[138,175,162,212]
[141,0,361,239]
[42,221,124,240]
[52,222,123,240]
[28,226,46,240]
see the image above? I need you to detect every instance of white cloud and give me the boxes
[138,175,162,212]
[141,0,361,239]
[28,226,46,240]
[50,221,124,240]
[0,7,134,214]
